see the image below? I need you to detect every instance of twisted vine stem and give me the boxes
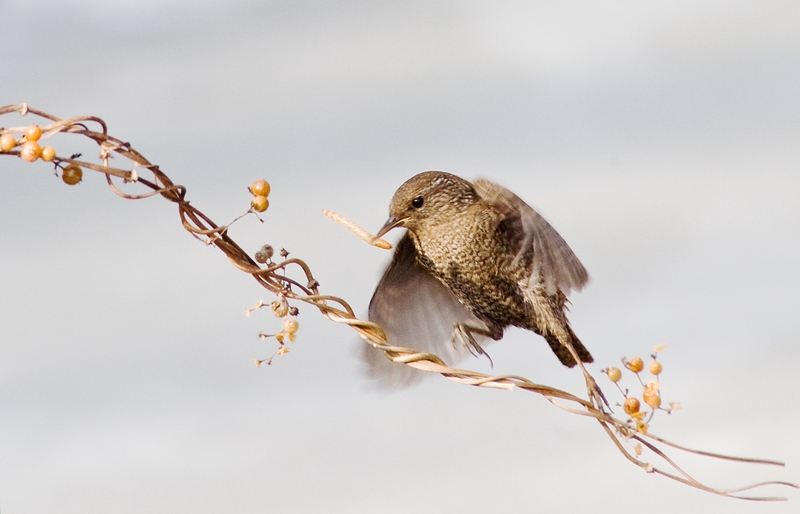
[1,104,796,501]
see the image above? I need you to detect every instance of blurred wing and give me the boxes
[364,233,489,388]
[473,179,588,295]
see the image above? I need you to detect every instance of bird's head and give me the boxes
[376,171,479,238]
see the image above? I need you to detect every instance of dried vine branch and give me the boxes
[1,104,796,501]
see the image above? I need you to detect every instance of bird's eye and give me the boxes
[411,196,424,209]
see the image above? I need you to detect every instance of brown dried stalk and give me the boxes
[1,104,796,501]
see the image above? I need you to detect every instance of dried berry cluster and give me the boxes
[0,123,82,185]
[245,244,302,367]
[603,344,681,445]
[249,179,271,213]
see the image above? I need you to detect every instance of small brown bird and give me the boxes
[364,171,592,386]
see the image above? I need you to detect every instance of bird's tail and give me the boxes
[545,325,593,368]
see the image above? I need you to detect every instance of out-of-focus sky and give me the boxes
[1,1,798,512]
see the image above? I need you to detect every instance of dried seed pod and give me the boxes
[260,244,274,260]
[283,317,299,335]
[271,300,289,318]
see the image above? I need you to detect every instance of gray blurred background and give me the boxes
[1,1,798,512]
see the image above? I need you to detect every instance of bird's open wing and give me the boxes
[473,179,588,296]
[364,233,490,388]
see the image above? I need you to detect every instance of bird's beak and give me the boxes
[375,215,405,239]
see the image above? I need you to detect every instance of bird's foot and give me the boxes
[583,373,611,413]
[452,323,497,367]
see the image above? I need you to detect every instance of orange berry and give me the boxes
[623,397,641,415]
[41,146,56,162]
[251,195,269,212]
[250,179,271,197]
[0,133,16,152]
[649,361,662,375]
[25,125,42,142]
[61,164,83,185]
[606,367,622,383]
[643,392,661,409]
[627,357,644,373]
[20,141,42,162]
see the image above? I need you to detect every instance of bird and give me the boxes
[363,171,592,387]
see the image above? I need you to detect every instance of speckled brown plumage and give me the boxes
[365,171,592,386]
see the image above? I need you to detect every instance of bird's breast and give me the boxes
[410,221,531,328]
